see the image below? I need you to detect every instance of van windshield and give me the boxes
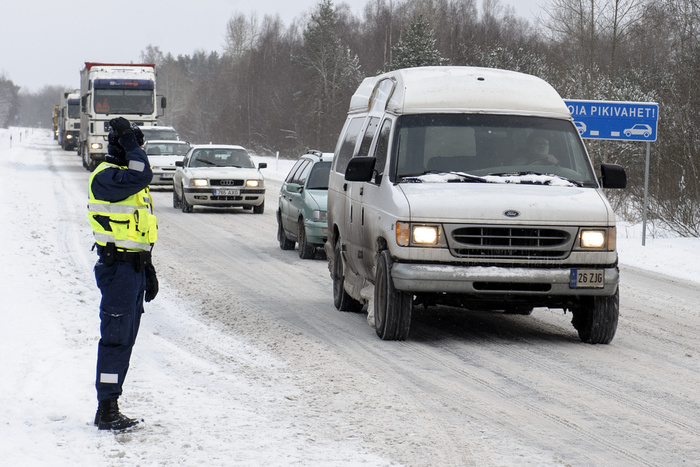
[392,114,598,187]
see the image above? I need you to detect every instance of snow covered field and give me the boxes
[1,127,698,466]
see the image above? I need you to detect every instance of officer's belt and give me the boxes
[97,244,151,272]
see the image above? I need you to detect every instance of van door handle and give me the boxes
[343,183,348,191]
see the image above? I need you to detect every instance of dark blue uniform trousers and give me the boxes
[94,260,146,402]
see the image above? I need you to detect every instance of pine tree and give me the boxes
[389,15,447,70]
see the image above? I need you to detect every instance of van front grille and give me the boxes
[446,225,576,259]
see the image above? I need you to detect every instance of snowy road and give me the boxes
[3,129,699,466]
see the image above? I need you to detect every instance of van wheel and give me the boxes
[277,213,295,250]
[374,250,412,340]
[298,220,315,259]
[571,290,619,344]
[332,240,362,312]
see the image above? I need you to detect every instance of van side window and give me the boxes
[335,117,364,174]
[357,117,380,158]
[370,119,392,184]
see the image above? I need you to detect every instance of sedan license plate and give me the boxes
[214,188,240,196]
[570,269,604,288]
[160,173,173,179]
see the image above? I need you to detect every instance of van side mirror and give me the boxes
[345,157,376,182]
[600,163,627,189]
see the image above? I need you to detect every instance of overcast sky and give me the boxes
[0,0,543,93]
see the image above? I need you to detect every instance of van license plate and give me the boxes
[214,189,240,196]
[570,269,604,288]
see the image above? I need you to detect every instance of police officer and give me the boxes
[87,117,159,430]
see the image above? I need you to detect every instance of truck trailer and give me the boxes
[79,62,166,171]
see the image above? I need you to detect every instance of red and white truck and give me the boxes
[78,62,166,171]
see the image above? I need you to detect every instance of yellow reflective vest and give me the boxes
[87,163,158,251]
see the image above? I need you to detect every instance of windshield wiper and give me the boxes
[400,171,488,183]
[487,171,586,187]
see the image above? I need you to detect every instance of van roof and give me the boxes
[348,66,571,120]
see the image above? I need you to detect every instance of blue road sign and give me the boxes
[564,99,659,142]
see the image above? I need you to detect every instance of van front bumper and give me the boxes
[391,263,619,296]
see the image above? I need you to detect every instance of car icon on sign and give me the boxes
[573,121,587,135]
[624,124,652,138]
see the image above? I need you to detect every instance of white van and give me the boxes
[324,66,627,344]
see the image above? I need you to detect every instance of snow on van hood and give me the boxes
[398,179,614,225]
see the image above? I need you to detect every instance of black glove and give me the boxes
[109,117,133,136]
[144,263,159,302]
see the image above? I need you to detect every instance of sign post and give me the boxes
[564,99,659,245]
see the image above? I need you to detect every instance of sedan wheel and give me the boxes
[181,187,194,213]
[298,220,315,259]
[172,189,181,209]
[277,212,295,250]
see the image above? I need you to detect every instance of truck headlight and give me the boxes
[191,178,208,187]
[396,222,443,247]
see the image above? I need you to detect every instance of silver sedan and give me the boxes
[172,144,267,213]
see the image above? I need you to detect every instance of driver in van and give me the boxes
[514,134,559,165]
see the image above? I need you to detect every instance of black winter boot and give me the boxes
[94,398,140,431]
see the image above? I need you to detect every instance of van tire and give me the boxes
[298,220,315,259]
[374,250,412,340]
[332,240,362,312]
[571,290,619,344]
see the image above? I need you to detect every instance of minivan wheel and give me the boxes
[571,290,619,344]
[332,240,362,312]
[298,220,315,259]
[374,250,412,340]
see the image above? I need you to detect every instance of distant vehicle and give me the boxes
[574,121,587,135]
[143,140,191,187]
[277,150,334,259]
[52,105,60,140]
[58,90,80,151]
[623,124,652,138]
[78,62,166,171]
[140,125,179,142]
[172,144,267,213]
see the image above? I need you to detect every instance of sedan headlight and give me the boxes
[246,179,262,187]
[191,178,209,187]
[90,142,103,150]
[396,222,444,247]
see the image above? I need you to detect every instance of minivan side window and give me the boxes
[357,117,380,158]
[371,118,392,184]
[334,117,365,174]
[285,159,305,183]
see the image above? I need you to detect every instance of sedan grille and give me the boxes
[211,179,244,187]
[446,225,576,259]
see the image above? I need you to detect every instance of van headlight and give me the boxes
[578,227,615,250]
[396,222,444,247]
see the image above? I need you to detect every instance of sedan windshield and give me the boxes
[189,149,254,168]
[392,114,598,187]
